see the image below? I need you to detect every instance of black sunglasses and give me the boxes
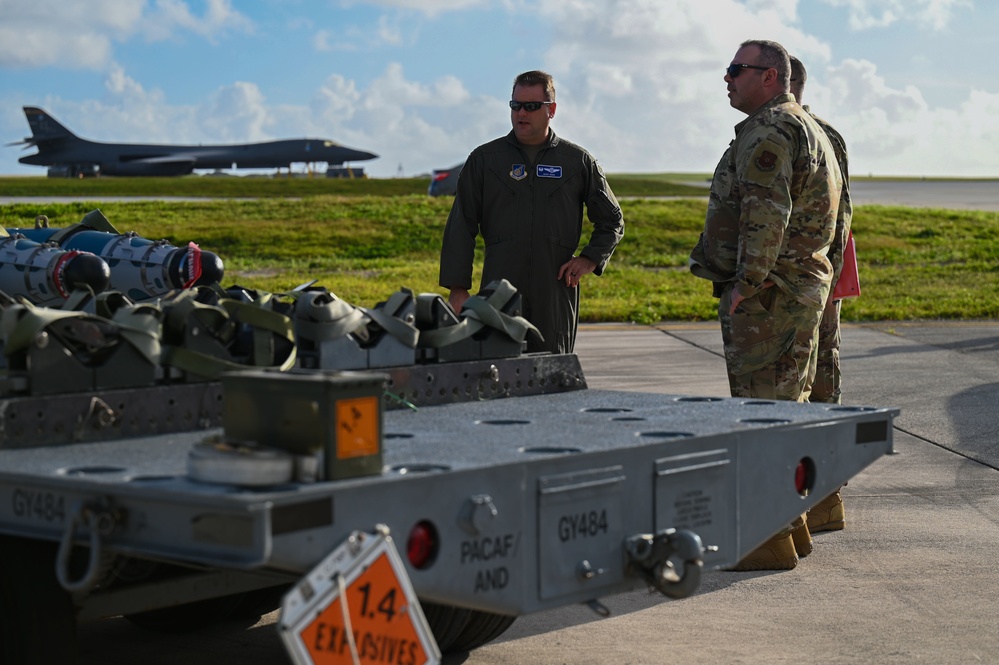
[726,63,771,78]
[509,100,554,112]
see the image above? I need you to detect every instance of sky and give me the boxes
[1,0,997,179]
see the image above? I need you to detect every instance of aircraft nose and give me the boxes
[343,148,379,162]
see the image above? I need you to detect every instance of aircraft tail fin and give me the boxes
[22,106,78,142]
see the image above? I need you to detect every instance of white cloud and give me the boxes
[820,0,972,31]
[198,82,270,142]
[789,57,999,177]
[2,0,997,178]
[342,0,489,16]
[0,0,252,70]
[144,0,255,42]
[308,63,496,173]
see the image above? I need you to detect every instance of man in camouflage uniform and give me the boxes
[689,40,842,570]
[790,55,852,534]
[789,56,852,405]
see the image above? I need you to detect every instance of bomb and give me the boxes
[7,210,224,301]
[0,232,111,306]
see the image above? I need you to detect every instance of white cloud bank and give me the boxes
[1,0,996,177]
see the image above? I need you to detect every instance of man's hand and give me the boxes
[448,287,470,312]
[728,280,775,315]
[557,255,597,288]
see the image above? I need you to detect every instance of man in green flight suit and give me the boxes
[439,70,625,354]
[689,40,843,570]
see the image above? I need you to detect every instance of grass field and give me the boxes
[0,175,996,323]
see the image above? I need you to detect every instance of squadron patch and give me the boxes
[510,164,527,181]
[755,150,778,171]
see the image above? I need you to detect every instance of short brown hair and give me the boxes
[513,70,556,102]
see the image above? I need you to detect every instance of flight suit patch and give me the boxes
[510,164,527,181]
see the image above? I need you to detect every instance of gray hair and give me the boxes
[741,39,790,89]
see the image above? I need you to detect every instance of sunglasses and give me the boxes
[726,63,771,78]
[509,100,554,112]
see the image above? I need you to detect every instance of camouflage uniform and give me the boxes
[805,106,852,404]
[690,93,842,401]
[439,129,624,354]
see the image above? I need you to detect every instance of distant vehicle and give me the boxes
[7,106,379,177]
[428,162,463,196]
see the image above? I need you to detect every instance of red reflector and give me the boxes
[407,520,438,569]
[432,172,451,181]
[795,457,815,496]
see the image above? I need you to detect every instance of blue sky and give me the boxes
[1,0,996,178]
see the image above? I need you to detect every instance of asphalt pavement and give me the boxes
[62,180,999,662]
[75,320,999,664]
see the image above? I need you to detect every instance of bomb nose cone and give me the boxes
[62,253,111,295]
[195,251,225,286]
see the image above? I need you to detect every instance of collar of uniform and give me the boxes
[733,92,797,135]
[504,128,560,149]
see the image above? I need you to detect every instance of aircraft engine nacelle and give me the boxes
[7,211,224,302]
[0,234,111,307]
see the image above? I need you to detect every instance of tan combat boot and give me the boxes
[727,528,799,571]
[807,489,846,532]
[790,512,813,557]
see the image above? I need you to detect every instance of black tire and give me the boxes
[124,593,245,633]
[229,585,291,621]
[0,535,79,664]
[445,609,517,653]
[419,600,471,652]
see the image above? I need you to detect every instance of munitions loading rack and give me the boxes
[0,258,897,663]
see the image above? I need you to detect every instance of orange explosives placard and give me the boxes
[336,396,380,459]
[299,551,430,665]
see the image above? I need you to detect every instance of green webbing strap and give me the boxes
[160,291,241,378]
[47,210,119,246]
[47,223,85,246]
[160,288,296,378]
[61,287,95,312]
[107,302,162,367]
[0,297,159,367]
[462,282,540,342]
[418,280,541,349]
[162,345,253,378]
[2,301,87,355]
[220,296,297,370]
[358,289,419,349]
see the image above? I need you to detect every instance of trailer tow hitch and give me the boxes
[625,528,704,599]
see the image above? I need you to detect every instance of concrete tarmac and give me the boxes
[76,321,999,664]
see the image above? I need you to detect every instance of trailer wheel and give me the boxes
[123,593,244,633]
[419,600,470,652]
[229,585,291,621]
[445,609,517,653]
[0,535,79,664]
